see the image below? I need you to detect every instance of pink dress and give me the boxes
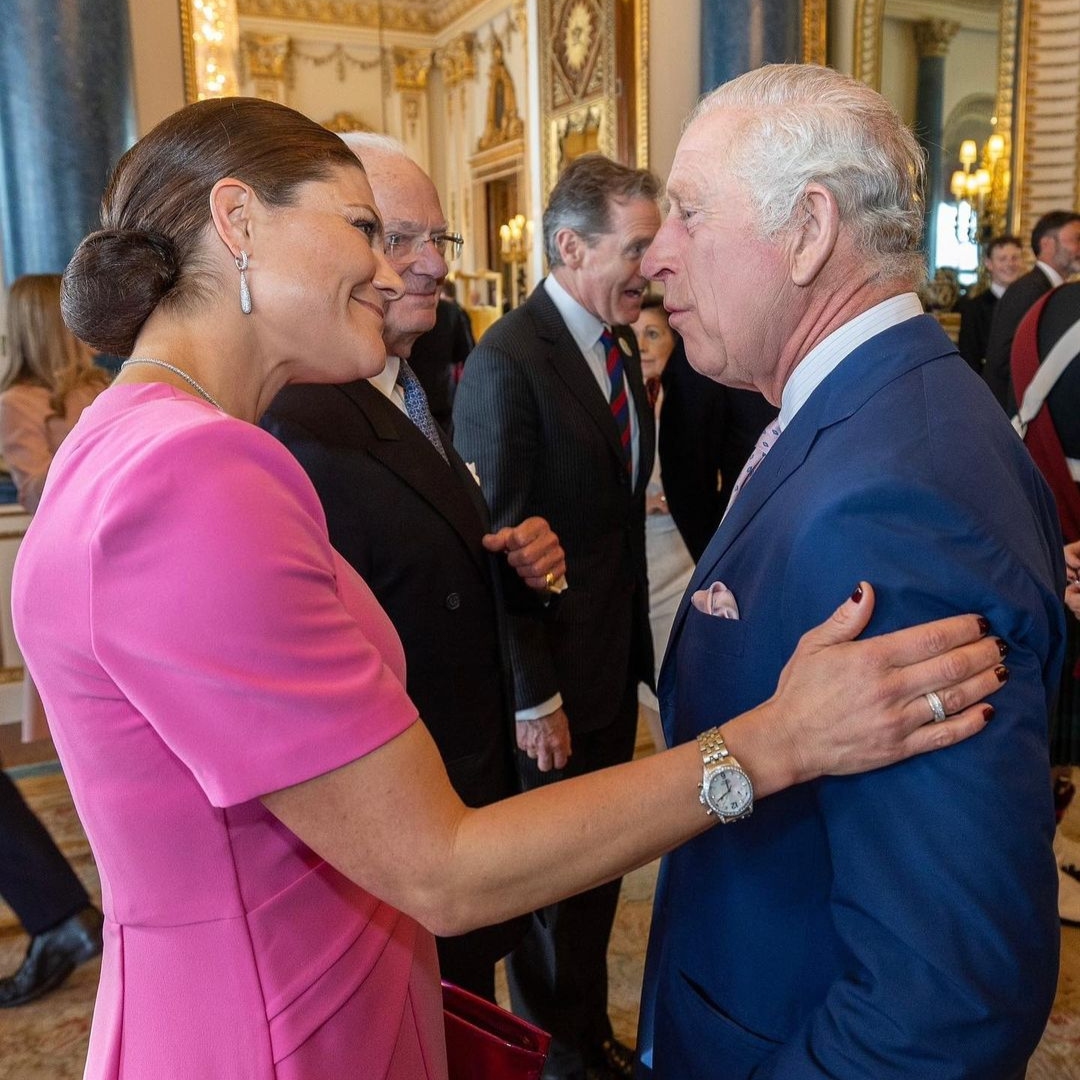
[11,384,448,1079]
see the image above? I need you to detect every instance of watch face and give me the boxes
[706,767,753,816]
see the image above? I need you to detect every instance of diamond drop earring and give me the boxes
[235,251,252,314]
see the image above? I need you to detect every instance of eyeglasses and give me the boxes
[384,231,464,261]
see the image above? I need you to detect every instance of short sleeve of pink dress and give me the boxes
[12,385,448,1080]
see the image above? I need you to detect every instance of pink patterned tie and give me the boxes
[725,419,782,515]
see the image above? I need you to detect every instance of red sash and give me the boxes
[1011,288,1080,544]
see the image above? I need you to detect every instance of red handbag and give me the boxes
[441,980,551,1080]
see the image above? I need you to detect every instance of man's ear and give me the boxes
[555,227,583,269]
[790,183,839,287]
[209,178,256,260]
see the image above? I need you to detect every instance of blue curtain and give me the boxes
[0,0,136,285]
[700,0,802,94]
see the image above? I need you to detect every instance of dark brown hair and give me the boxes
[61,97,362,356]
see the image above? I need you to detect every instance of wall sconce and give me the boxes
[949,134,1008,247]
[499,213,533,307]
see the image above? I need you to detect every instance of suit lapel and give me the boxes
[666,314,958,661]
[527,286,648,478]
[338,381,491,570]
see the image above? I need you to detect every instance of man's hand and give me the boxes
[1066,541,1080,619]
[516,708,572,772]
[483,516,566,592]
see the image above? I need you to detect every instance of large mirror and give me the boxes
[855,0,1021,284]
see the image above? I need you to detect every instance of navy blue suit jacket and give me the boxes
[638,315,1063,1079]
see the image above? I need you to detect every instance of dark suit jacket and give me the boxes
[659,340,778,561]
[452,282,655,734]
[984,265,1054,409]
[639,316,1063,1079]
[261,380,520,810]
[957,286,997,372]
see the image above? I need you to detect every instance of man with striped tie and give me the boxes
[453,154,659,1080]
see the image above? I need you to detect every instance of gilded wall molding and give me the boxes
[437,33,478,89]
[912,18,960,58]
[236,0,492,33]
[853,0,884,88]
[393,46,434,90]
[802,0,827,66]
[478,35,524,149]
[322,110,375,132]
[241,32,292,81]
[1015,0,1080,239]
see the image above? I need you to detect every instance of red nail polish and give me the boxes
[995,638,1008,660]
[995,665,1009,683]
[982,705,995,722]
[850,584,864,603]
[977,616,990,636]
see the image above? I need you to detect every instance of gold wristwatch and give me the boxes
[698,727,754,822]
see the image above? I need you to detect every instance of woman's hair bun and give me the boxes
[61,230,180,357]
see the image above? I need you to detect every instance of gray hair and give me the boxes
[339,131,411,163]
[691,64,926,286]
[543,154,661,267]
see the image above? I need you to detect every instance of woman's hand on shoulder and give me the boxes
[731,582,1004,794]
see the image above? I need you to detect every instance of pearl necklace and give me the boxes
[120,358,224,411]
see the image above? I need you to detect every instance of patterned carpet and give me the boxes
[2,763,1079,1078]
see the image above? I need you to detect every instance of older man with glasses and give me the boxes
[261,134,564,1002]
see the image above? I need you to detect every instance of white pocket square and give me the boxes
[691,580,740,619]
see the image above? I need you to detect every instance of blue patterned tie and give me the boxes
[599,327,632,474]
[396,358,449,464]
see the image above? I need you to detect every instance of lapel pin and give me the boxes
[619,338,632,356]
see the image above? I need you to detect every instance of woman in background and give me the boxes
[631,297,696,747]
[0,274,105,1009]
[1,274,109,515]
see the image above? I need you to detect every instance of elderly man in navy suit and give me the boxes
[636,64,1064,1080]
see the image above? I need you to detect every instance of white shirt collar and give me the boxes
[778,293,924,429]
[544,274,607,355]
[990,281,1007,299]
[1035,260,1066,288]
[368,354,401,401]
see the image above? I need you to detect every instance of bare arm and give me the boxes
[263,583,1002,937]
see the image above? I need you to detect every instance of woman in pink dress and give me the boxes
[12,98,1006,1079]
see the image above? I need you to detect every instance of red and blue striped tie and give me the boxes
[600,327,631,475]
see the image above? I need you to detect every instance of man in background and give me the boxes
[261,134,564,1002]
[453,154,658,1080]
[957,233,1023,372]
[984,210,1080,408]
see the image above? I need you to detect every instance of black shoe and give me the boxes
[0,906,103,1008]
[584,1037,635,1080]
